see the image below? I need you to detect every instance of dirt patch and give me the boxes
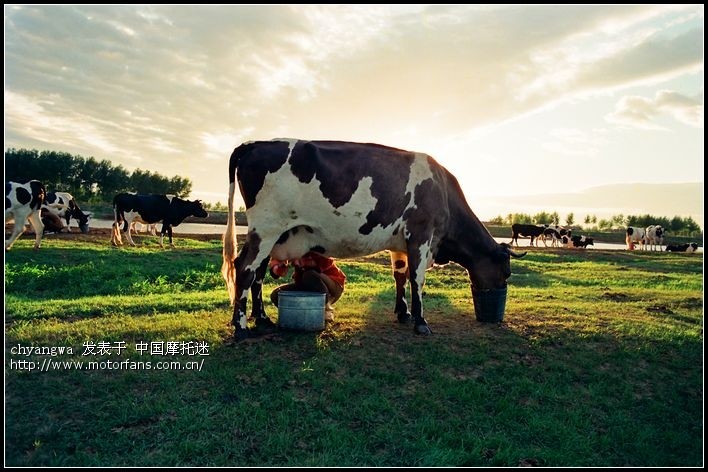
[646,305,674,314]
[602,291,631,302]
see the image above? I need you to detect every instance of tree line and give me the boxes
[488,212,701,236]
[5,148,192,202]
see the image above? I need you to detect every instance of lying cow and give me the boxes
[42,192,91,233]
[41,208,67,234]
[5,180,45,250]
[222,139,525,340]
[665,243,699,253]
[510,223,546,247]
[571,235,594,248]
[111,193,208,247]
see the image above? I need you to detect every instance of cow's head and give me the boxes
[189,200,209,218]
[75,211,91,233]
[466,243,525,321]
[467,242,525,290]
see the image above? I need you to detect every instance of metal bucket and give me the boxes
[278,291,326,332]
[472,286,507,322]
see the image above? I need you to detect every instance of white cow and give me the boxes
[5,180,45,250]
[645,225,665,251]
[626,226,646,250]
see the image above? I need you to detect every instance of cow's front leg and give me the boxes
[406,245,432,335]
[390,251,411,323]
[166,225,175,248]
[249,257,276,332]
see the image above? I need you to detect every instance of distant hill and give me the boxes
[476,182,703,227]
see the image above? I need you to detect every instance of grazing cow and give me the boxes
[626,226,646,250]
[541,226,572,247]
[510,223,546,247]
[221,139,526,340]
[571,235,594,248]
[111,193,208,247]
[665,243,699,253]
[5,180,46,250]
[645,225,665,251]
[42,192,91,233]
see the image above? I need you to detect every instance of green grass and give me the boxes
[4,236,704,466]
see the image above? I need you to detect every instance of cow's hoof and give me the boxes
[397,312,412,324]
[414,324,432,335]
[254,317,277,333]
[233,329,250,342]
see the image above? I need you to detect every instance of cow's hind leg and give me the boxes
[249,257,276,333]
[5,213,27,251]
[389,251,411,323]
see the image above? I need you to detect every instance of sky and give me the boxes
[4,5,704,224]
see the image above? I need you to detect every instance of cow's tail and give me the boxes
[221,147,242,305]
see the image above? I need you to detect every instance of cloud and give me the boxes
[3,5,704,205]
[541,128,608,158]
[606,90,704,129]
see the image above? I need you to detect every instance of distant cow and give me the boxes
[510,223,546,247]
[626,226,646,250]
[571,235,594,248]
[5,180,45,250]
[665,243,699,253]
[541,226,571,247]
[222,139,526,339]
[42,192,91,233]
[645,225,665,251]
[111,193,208,247]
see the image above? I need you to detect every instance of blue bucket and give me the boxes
[472,286,507,322]
[278,291,326,332]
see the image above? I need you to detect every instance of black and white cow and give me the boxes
[626,226,646,250]
[42,192,91,233]
[541,226,572,247]
[665,243,699,253]
[645,225,665,251]
[571,235,594,248]
[5,180,46,250]
[111,193,208,247]
[221,139,525,340]
[510,223,546,247]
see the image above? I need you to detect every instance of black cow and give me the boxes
[665,243,699,253]
[221,139,526,340]
[510,223,546,247]
[111,193,208,248]
[571,235,594,248]
[43,191,91,233]
[5,180,46,250]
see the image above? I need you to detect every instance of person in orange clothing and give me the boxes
[269,251,346,322]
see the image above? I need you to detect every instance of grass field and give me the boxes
[4,232,704,466]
